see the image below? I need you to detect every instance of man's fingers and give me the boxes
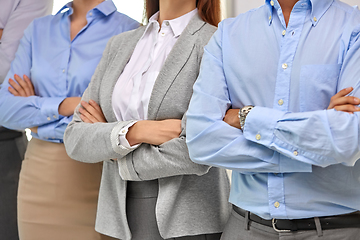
[331,96,360,107]
[336,87,353,97]
[334,105,360,113]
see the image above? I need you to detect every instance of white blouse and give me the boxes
[111,9,198,148]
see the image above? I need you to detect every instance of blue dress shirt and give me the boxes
[0,0,139,142]
[186,0,360,220]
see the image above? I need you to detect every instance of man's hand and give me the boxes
[0,29,3,39]
[328,87,360,113]
[58,97,81,116]
[8,74,35,97]
[223,109,241,129]
[30,127,38,134]
[126,119,182,146]
[79,100,107,123]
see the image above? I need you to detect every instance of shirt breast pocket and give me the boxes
[299,64,341,112]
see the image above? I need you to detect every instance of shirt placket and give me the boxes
[268,2,308,219]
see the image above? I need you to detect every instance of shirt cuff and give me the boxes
[243,106,286,147]
[40,97,66,121]
[119,121,140,149]
[37,123,56,141]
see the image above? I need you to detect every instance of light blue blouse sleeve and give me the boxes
[0,22,65,131]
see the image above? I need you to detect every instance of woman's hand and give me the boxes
[328,87,360,113]
[8,74,35,97]
[58,97,82,116]
[223,109,241,129]
[79,100,107,123]
[126,119,182,146]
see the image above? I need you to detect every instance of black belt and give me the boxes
[233,205,360,232]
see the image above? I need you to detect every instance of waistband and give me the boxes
[233,205,360,232]
[127,180,159,198]
[0,127,23,141]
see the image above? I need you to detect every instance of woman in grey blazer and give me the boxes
[64,0,230,239]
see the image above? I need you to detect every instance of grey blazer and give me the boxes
[64,15,230,240]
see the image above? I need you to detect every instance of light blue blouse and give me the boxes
[0,0,139,142]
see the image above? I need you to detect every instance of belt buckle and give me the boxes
[272,219,292,233]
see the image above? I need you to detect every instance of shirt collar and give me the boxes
[56,0,116,17]
[146,8,198,37]
[265,0,333,27]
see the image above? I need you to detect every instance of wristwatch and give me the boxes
[238,105,254,131]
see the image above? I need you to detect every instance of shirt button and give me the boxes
[270,0,274,6]
[293,150,298,156]
[313,17,317,22]
[269,16,272,21]
[161,32,165,36]
[62,69,65,73]
[165,21,169,26]
[53,115,57,119]
[282,63,288,69]
[89,12,93,16]
[282,30,286,36]
[274,202,280,208]
[278,99,284,106]
[121,129,126,134]
[256,134,261,141]
[47,117,51,121]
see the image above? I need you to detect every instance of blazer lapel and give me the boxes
[147,14,206,120]
[102,27,146,122]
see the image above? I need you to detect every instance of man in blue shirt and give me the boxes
[186,0,360,239]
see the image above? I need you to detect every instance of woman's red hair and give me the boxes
[145,0,221,27]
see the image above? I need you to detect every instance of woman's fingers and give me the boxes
[23,75,35,96]
[14,74,31,96]
[8,85,19,96]
[79,107,98,123]
[8,78,26,96]
[89,100,106,122]
[79,112,93,123]
[81,100,106,123]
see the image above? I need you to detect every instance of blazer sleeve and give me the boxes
[64,36,136,163]
[117,113,211,181]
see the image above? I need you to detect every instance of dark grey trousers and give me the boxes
[126,180,221,240]
[0,132,27,240]
[220,208,360,240]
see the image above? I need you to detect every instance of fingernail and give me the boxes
[355,98,360,104]
[347,87,353,90]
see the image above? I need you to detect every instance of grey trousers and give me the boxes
[126,180,221,240]
[220,208,360,240]
[0,133,27,240]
